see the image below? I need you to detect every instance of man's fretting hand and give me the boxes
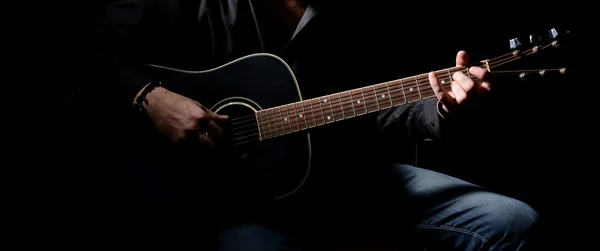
[135,86,228,147]
[428,50,493,118]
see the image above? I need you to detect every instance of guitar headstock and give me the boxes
[482,27,571,81]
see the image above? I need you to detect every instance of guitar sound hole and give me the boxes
[217,103,260,158]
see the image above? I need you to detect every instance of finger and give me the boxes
[451,81,468,105]
[190,104,209,120]
[206,120,224,139]
[469,67,493,92]
[197,132,215,148]
[215,113,229,120]
[428,72,456,110]
[479,82,492,92]
[456,50,470,67]
[452,71,476,96]
[202,107,229,120]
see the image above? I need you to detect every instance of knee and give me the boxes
[475,193,539,248]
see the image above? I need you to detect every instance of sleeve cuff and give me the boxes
[422,98,444,140]
[116,67,151,109]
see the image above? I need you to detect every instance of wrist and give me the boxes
[133,83,151,107]
[132,81,163,112]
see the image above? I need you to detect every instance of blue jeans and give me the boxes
[218,164,539,251]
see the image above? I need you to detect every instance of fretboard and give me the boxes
[255,65,481,140]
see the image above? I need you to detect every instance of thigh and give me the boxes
[219,223,299,251]
[385,164,539,250]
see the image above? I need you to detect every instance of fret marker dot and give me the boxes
[441,80,445,84]
[299,114,303,117]
[327,116,331,120]
[381,94,385,98]
[409,87,414,91]
[284,118,288,121]
[323,99,327,102]
[357,100,361,104]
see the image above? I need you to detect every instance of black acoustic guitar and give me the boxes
[69,29,568,202]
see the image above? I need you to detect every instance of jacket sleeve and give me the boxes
[375,97,447,144]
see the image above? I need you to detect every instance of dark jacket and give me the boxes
[80,0,445,174]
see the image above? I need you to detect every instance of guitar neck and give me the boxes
[255,62,487,140]
[251,36,564,141]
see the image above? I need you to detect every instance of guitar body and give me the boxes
[146,53,311,200]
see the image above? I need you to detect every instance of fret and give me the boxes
[301,100,316,128]
[376,83,392,109]
[267,108,280,136]
[273,107,285,135]
[392,80,407,105]
[360,88,368,113]
[331,93,345,120]
[275,107,285,135]
[372,85,381,110]
[403,78,421,103]
[262,109,273,138]
[446,68,453,85]
[342,91,356,117]
[310,98,326,126]
[352,89,367,115]
[362,86,378,113]
[294,102,307,130]
[386,82,395,107]
[256,111,265,139]
[321,95,335,123]
[287,104,300,132]
[281,105,293,133]
[260,109,268,138]
[415,76,422,100]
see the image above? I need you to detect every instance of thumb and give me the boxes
[456,50,470,67]
[207,109,228,120]
[215,114,229,120]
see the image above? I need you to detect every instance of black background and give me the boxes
[13,0,580,249]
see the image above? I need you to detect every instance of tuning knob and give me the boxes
[549,28,559,40]
[559,67,567,74]
[510,38,522,50]
[519,72,527,80]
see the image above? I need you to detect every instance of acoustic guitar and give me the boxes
[83,28,570,201]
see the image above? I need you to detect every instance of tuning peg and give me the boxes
[548,28,559,40]
[547,28,561,47]
[509,38,522,50]
[539,70,546,77]
[560,67,567,74]
[519,72,528,80]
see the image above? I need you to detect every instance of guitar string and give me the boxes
[229,78,458,142]
[229,45,556,142]
[232,65,564,142]
[230,68,464,127]
[228,47,530,124]
[242,41,557,125]
[229,71,518,143]
[230,79,453,137]
[231,63,481,133]
[229,50,523,126]
[231,66,516,140]
[230,45,551,130]
[230,64,529,140]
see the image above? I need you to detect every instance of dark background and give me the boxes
[18,0,578,249]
